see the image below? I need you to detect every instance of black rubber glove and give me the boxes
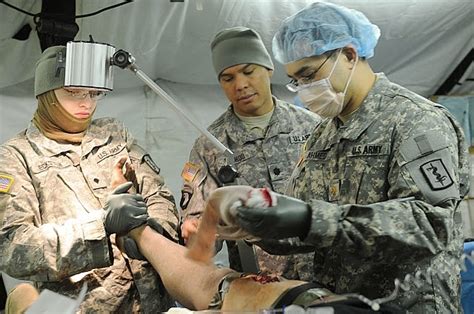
[236,193,311,239]
[123,237,146,260]
[147,217,179,242]
[147,217,164,235]
[103,182,149,234]
[121,217,167,261]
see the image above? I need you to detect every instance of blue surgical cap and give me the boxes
[272,2,381,64]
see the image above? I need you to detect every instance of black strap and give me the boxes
[434,48,473,95]
[37,0,78,51]
[273,282,323,309]
[236,240,259,273]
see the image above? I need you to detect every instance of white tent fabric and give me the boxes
[1,0,473,208]
[1,0,473,93]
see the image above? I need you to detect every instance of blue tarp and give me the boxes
[462,241,474,314]
[437,96,474,147]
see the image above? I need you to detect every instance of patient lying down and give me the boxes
[125,186,343,311]
[128,224,344,311]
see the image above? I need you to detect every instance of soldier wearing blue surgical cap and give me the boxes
[234,2,469,313]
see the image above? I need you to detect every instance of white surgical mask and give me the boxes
[297,50,358,118]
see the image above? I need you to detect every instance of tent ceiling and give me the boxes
[0,0,472,96]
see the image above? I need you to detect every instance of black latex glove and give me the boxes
[123,236,146,260]
[147,217,164,235]
[121,217,167,261]
[236,192,311,239]
[103,182,149,234]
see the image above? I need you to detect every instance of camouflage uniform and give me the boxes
[180,98,320,280]
[0,118,179,313]
[258,74,470,313]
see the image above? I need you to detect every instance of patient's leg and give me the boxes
[129,226,234,310]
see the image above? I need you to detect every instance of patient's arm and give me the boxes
[128,226,234,310]
[129,226,307,311]
[127,186,310,311]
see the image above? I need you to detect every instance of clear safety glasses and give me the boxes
[63,89,107,101]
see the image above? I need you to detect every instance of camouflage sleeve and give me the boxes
[0,146,112,281]
[261,107,469,265]
[127,142,179,241]
[309,109,466,263]
[179,139,219,221]
[254,238,315,255]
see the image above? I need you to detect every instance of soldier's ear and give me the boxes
[342,46,357,64]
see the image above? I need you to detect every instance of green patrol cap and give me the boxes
[211,27,274,77]
[34,46,66,97]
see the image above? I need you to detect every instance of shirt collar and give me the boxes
[325,73,390,147]
[81,122,111,156]
[224,97,293,145]
[26,120,110,157]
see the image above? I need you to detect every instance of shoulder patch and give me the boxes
[420,159,454,190]
[0,174,14,193]
[180,191,192,210]
[143,155,161,174]
[181,162,201,183]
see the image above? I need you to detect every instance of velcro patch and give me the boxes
[289,133,311,144]
[349,144,388,157]
[0,174,14,193]
[180,191,192,210]
[143,155,161,174]
[306,151,328,160]
[420,159,454,190]
[234,152,251,163]
[97,143,125,163]
[181,162,201,183]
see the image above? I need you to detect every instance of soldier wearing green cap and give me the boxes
[0,45,179,312]
[179,27,320,279]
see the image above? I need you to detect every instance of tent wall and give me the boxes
[1,0,473,96]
